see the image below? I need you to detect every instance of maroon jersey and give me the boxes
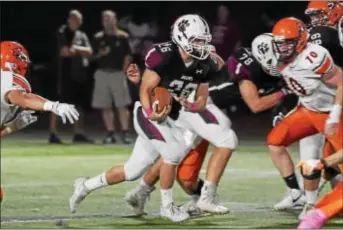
[144,41,219,118]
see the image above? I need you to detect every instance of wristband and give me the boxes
[188,102,198,112]
[43,101,54,111]
[277,90,286,99]
[328,104,342,123]
[144,107,153,117]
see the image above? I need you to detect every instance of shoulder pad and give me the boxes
[145,42,175,70]
[297,44,334,75]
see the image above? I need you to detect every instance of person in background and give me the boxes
[49,10,94,144]
[119,10,158,66]
[91,10,132,144]
[211,5,241,60]
[119,10,159,106]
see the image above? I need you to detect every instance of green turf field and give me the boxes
[1,139,342,229]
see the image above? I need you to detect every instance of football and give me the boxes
[150,87,172,113]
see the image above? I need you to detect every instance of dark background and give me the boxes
[0,1,308,135]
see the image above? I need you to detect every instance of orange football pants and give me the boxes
[315,180,343,219]
[267,106,343,219]
[267,106,343,155]
[177,139,210,182]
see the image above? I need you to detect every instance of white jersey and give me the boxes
[0,70,30,126]
[279,44,336,112]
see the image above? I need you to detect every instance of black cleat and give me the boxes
[103,132,117,144]
[122,131,133,144]
[72,134,94,144]
[49,133,63,144]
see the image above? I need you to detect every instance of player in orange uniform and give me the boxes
[266,17,342,229]
[297,149,343,229]
[1,41,79,136]
[0,41,79,203]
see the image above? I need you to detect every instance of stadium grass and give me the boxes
[1,139,342,229]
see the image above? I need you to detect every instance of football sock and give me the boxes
[138,179,153,190]
[194,178,204,196]
[283,173,300,190]
[84,172,108,191]
[305,189,318,205]
[161,189,173,207]
[201,180,217,196]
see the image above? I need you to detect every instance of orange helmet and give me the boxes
[305,1,343,27]
[1,41,32,92]
[272,17,309,62]
[1,41,30,76]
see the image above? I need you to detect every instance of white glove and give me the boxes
[4,110,38,132]
[43,101,79,124]
[272,112,285,127]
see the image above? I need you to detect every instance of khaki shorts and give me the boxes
[92,69,132,109]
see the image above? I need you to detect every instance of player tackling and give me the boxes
[1,41,79,136]
[0,41,79,203]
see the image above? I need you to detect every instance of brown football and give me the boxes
[150,87,172,113]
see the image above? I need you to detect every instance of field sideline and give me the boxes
[1,138,342,229]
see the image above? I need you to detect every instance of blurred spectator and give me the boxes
[91,10,132,144]
[211,5,241,60]
[119,11,158,66]
[50,10,94,144]
[119,11,158,107]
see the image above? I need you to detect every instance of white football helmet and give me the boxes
[251,33,280,77]
[171,14,212,60]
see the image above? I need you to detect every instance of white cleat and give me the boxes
[179,196,202,216]
[274,189,306,210]
[196,194,230,214]
[69,177,90,213]
[160,203,190,223]
[125,186,155,216]
[298,203,315,220]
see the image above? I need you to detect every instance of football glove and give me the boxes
[4,110,38,132]
[43,101,79,124]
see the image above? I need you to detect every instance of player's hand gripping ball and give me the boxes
[150,87,172,114]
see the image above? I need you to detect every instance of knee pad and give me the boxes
[267,123,289,146]
[124,158,154,181]
[213,129,238,149]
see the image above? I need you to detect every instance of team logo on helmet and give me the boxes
[178,19,190,38]
[257,43,269,55]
